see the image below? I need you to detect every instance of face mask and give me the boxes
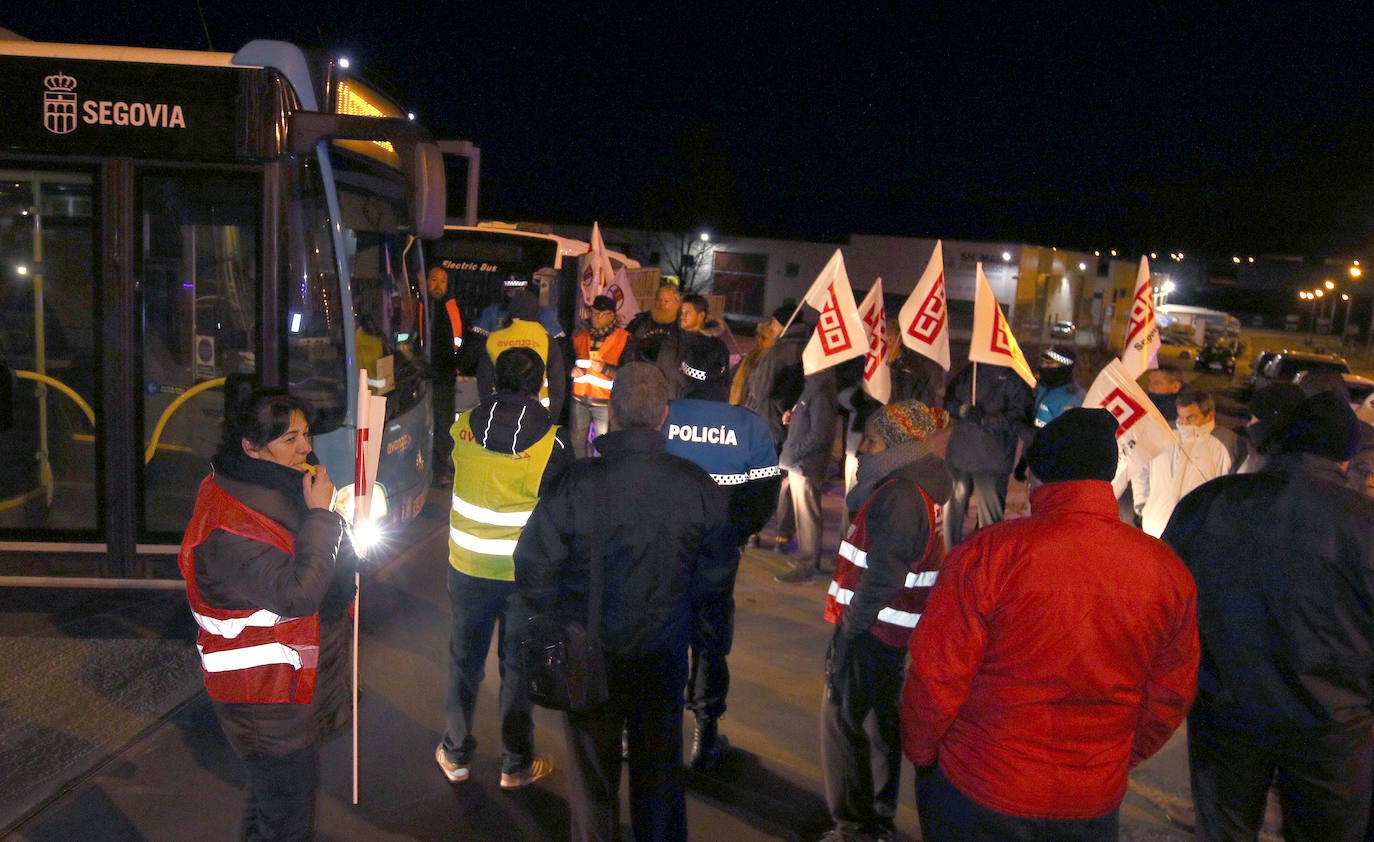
[1176,425,1201,444]
[1038,366,1073,389]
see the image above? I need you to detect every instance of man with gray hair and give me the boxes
[515,362,732,842]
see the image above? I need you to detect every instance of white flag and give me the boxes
[1083,358,1177,495]
[1119,256,1161,380]
[898,240,950,371]
[601,267,640,328]
[352,370,387,530]
[968,263,1035,388]
[857,278,891,404]
[801,249,868,374]
[579,221,615,307]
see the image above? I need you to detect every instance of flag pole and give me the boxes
[972,361,979,406]
[351,369,368,807]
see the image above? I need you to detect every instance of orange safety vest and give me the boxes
[572,328,629,403]
[823,480,944,648]
[178,476,321,704]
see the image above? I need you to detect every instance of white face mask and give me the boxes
[1176,425,1201,444]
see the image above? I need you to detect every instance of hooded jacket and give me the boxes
[825,452,952,648]
[186,458,355,758]
[902,480,1198,819]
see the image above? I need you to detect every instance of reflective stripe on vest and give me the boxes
[177,476,322,704]
[572,329,629,402]
[448,413,557,579]
[823,479,945,648]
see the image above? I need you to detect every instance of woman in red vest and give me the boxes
[178,386,354,841]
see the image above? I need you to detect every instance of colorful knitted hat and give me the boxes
[871,399,948,447]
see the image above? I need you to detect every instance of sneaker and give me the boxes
[774,564,816,584]
[435,744,469,783]
[500,754,555,790]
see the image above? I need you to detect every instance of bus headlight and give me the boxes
[332,481,390,558]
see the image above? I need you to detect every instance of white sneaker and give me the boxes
[435,744,470,783]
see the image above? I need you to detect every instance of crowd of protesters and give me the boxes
[180,283,1374,841]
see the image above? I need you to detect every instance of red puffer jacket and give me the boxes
[901,480,1198,819]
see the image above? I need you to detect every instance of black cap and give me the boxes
[1025,407,1119,483]
[1280,390,1361,462]
[591,295,616,313]
[1040,345,1076,366]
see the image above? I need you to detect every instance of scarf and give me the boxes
[846,439,931,511]
[211,447,310,518]
[588,322,616,342]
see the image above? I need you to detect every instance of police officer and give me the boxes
[1033,345,1084,428]
[663,340,781,771]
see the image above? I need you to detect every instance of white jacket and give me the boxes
[1137,421,1232,537]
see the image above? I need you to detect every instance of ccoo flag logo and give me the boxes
[1100,387,1147,434]
[905,278,946,345]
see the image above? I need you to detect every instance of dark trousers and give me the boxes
[821,629,904,836]
[442,567,534,774]
[916,764,1119,842]
[1188,715,1374,842]
[944,469,1009,546]
[241,746,318,842]
[563,651,689,842]
[687,573,737,719]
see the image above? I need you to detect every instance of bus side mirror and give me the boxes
[408,142,446,240]
[0,363,12,432]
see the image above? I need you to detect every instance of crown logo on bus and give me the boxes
[44,72,80,135]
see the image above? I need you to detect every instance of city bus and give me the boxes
[0,36,445,582]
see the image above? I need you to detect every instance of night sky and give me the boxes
[7,3,1374,259]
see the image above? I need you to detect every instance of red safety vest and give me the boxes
[572,328,629,403]
[823,479,944,648]
[178,476,321,704]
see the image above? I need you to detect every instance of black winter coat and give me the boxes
[195,467,354,758]
[513,429,732,658]
[1162,452,1374,733]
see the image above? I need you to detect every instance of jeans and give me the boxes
[571,399,608,458]
[441,566,534,774]
[241,745,318,842]
[821,629,905,836]
[916,764,1119,842]
[563,651,689,842]
[1188,715,1374,842]
[944,469,1009,547]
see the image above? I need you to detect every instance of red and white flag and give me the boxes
[1120,256,1161,380]
[579,221,615,307]
[898,240,950,371]
[1084,358,1177,495]
[857,278,891,403]
[969,263,1035,388]
[801,249,868,374]
[601,267,640,328]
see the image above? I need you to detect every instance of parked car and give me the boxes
[1050,320,1076,339]
[1156,333,1201,367]
[1343,374,1374,408]
[1193,342,1237,375]
[1252,350,1350,391]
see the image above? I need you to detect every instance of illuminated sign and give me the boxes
[333,78,401,168]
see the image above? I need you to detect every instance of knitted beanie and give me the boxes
[1025,407,1119,483]
[871,399,949,447]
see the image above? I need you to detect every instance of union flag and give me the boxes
[1120,256,1161,380]
[898,239,950,371]
[857,278,891,403]
[801,249,868,374]
[968,263,1035,388]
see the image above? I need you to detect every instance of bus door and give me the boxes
[138,170,261,538]
[0,170,98,534]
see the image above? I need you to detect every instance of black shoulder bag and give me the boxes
[520,469,609,712]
